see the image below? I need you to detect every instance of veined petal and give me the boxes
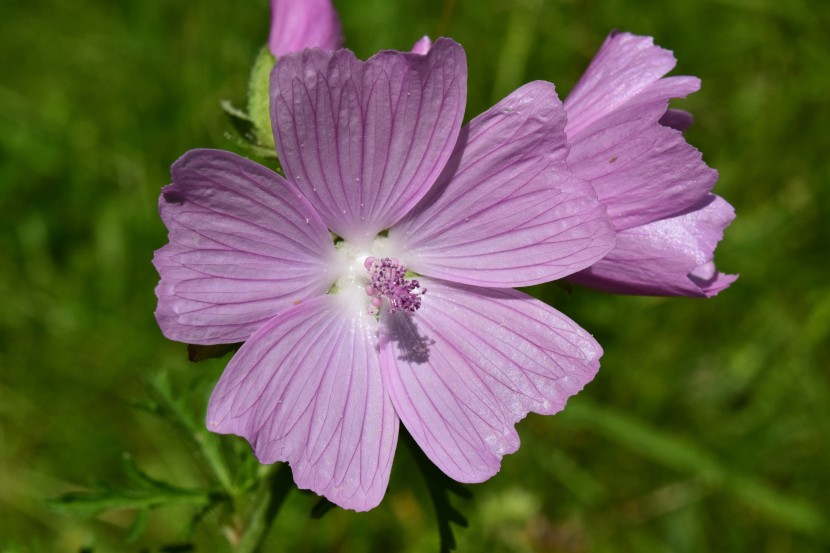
[389,82,615,287]
[207,293,399,511]
[268,0,343,57]
[379,278,601,483]
[153,150,337,345]
[568,195,737,297]
[565,31,690,139]
[271,38,467,245]
[567,117,717,230]
[564,32,714,229]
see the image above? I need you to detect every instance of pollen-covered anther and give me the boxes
[364,257,426,316]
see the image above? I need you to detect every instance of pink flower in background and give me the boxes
[268,0,343,57]
[154,39,616,510]
[564,32,736,296]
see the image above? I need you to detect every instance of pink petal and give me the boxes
[565,32,690,139]
[389,81,615,287]
[411,36,432,55]
[268,0,343,57]
[568,195,737,297]
[153,150,337,345]
[379,278,602,483]
[207,293,399,511]
[567,118,717,230]
[271,38,467,245]
[689,261,739,297]
[565,32,714,229]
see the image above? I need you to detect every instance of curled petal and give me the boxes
[565,32,713,229]
[565,31,693,139]
[390,81,615,287]
[689,261,738,297]
[271,38,467,245]
[380,279,601,482]
[207,293,399,511]
[153,150,337,345]
[568,195,737,297]
[268,0,343,57]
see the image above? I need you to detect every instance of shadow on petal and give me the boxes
[381,310,435,365]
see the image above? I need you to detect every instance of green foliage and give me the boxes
[246,48,277,151]
[2,0,830,551]
[402,430,472,553]
[49,453,221,541]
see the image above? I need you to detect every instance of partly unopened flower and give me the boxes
[154,39,616,510]
[268,0,343,57]
[563,32,736,296]
[410,35,432,55]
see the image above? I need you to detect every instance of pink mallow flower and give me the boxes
[153,39,616,510]
[563,32,737,297]
[268,0,343,57]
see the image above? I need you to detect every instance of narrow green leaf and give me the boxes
[563,399,830,538]
[126,508,150,543]
[49,486,215,517]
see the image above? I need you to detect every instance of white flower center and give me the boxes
[333,237,425,315]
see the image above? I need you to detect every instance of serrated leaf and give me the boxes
[50,455,224,517]
[402,429,470,553]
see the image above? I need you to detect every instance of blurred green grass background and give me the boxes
[1,0,829,551]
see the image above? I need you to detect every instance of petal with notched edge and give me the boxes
[207,293,399,511]
[271,39,467,245]
[379,279,601,483]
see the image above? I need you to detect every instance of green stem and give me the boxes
[235,464,294,553]
[148,373,234,493]
[195,431,234,493]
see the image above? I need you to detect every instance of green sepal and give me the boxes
[247,47,277,151]
[220,100,279,160]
